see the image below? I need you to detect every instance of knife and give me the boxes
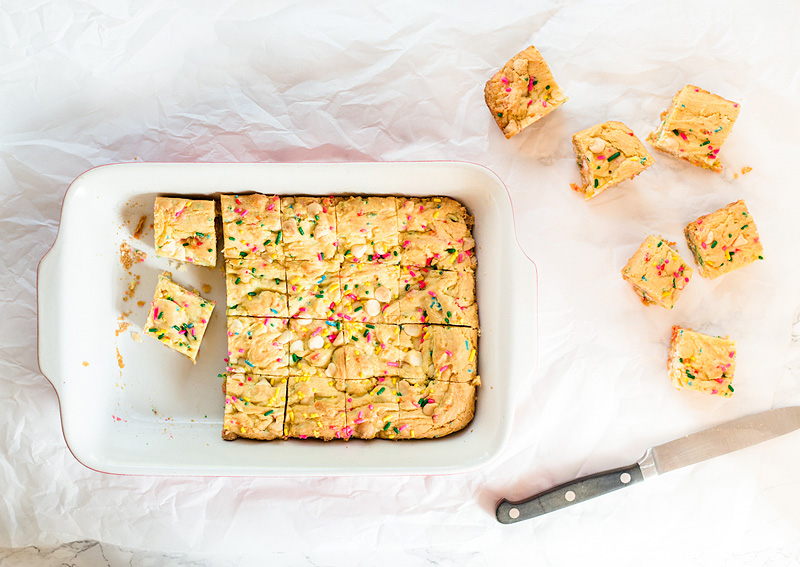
[496,406,800,524]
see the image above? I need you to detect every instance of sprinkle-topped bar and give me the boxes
[668,326,737,397]
[621,235,693,309]
[219,193,480,442]
[144,272,215,363]
[154,197,217,266]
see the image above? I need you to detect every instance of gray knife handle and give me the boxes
[496,463,644,524]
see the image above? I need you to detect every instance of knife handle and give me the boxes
[496,463,644,524]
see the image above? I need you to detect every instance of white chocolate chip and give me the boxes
[588,137,605,154]
[296,317,312,326]
[422,402,436,416]
[705,231,715,245]
[325,362,337,377]
[374,242,387,256]
[351,244,369,258]
[374,287,392,303]
[512,58,527,74]
[732,234,748,247]
[407,351,423,367]
[277,330,293,344]
[306,202,322,217]
[229,318,244,333]
[290,340,304,353]
[365,299,381,317]
[332,331,345,346]
[660,136,679,151]
[308,335,324,350]
[403,324,422,337]
[550,90,566,103]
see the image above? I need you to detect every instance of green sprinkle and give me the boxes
[157,333,165,340]
[728,385,734,392]
[741,224,748,229]
[545,85,550,90]
[228,237,235,241]
[672,129,680,136]
[657,241,663,247]
[758,255,764,260]
[148,327,157,333]
[686,370,695,379]
[239,251,248,258]
[497,112,503,118]
[594,179,599,188]
[264,410,274,416]
[711,240,717,248]
[235,277,241,284]
[418,397,428,408]
[383,421,392,431]
[275,231,282,243]
[700,140,710,146]
[607,151,621,162]
[291,354,300,363]
[236,220,243,225]
[365,324,375,329]
[275,278,281,285]
[377,387,386,395]
[157,311,164,319]
[354,306,363,312]
[247,291,257,296]
[298,226,304,235]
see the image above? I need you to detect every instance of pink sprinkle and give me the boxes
[201,318,206,323]
[267,204,275,211]
[715,378,724,383]
[317,253,322,261]
[501,77,509,85]
[597,155,606,160]
[527,99,532,106]
[387,361,399,367]
[445,350,452,357]
[733,103,739,108]
[439,365,449,373]
[680,132,688,141]
[729,351,735,358]
[238,348,244,353]
[711,389,719,395]
[528,78,534,92]
[505,87,511,93]
[701,242,707,249]
[299,307,306,312]
[311,327,323,337]
[542,100,547,107]
[684,277,689,282]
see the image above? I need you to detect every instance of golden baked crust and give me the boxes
[395,379,476,439]
[225,258,288,317]
[572,121,653,200]
[398,324,479,385]
[397,197,476,271]
[646,85,740,172]
[395,266,478,327]
[484,45,568,139]
[684,200,764,279]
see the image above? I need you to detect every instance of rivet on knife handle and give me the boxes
[496,463,644,524]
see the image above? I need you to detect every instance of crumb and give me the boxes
[202,284,212,293]
[115,318,131,337]
[569,183,581,193]
[123,274,141,302]
[119,242,147,271]
[82,361,89,367]
[133,215,147,239]
[116,347,125,369]
[741,166,752,175]
[137,301,146,307]
[121,310,132,318]
[131,332,142,342]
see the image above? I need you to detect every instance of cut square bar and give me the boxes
[396,266,478,327]
[335,196,400,263]
[646,85,740,173]
[395,379,476,439]
[286,260,342,319]
[222,373,287,440]
[144,272,215,362]
[285,371,347,440]
[281,196,340,262]
[226,316,291,376]
[668,326,736,397]
[484,45,568,139]
[397,197,476,271]
[684,200,764,279]
[398,324,479,385]
[154,197,217,266]
[221,194,282,261]
[621,235,693,309]
[338,262,400,324]
[345,377,400,440]
[225,258,288,317]
[287,317,348,379]
[571,121,653,200]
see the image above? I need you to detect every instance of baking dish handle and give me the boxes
[508,245,539,394]
[37,247,63,395]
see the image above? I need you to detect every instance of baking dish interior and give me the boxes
[42,162,524,475]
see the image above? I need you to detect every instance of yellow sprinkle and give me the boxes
[449,253,457,264]
[469,349,476,362]
[433,212,439,219]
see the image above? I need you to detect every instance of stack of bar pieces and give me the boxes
[221,194,480,441]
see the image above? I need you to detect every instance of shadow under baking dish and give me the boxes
[37,161,538,476]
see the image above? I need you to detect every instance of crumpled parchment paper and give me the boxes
[2,0,800,563]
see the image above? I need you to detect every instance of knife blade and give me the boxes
[496,406,800,524]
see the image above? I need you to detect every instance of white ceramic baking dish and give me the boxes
[37,162,537,476]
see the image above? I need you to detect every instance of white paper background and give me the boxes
[3,0,800,564]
